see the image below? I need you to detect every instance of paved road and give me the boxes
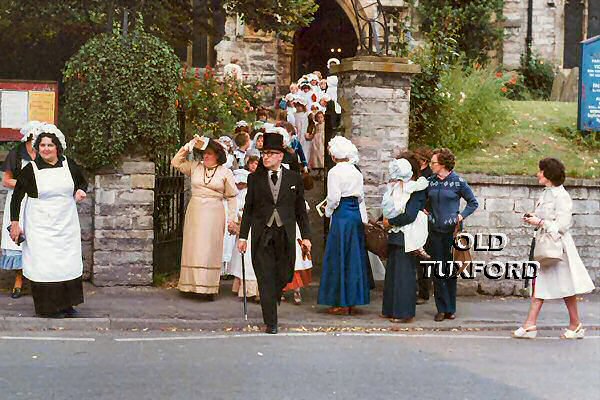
[1,331,599,400]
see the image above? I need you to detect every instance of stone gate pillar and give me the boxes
[92,156,155,286]
[330,56,420,213]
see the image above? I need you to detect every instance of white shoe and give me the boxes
[560,323,584,339]
[512,325,537,339]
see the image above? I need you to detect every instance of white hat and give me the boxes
[20,120,44,142]
[294,96,307,106]
[218,135,234,148]
[307,74,319,82]
[284,93,295,102]
[35,123,67,151]
[328,136,358,161]
[389,158,413,182]
[274,126,290,147]
[263,123,277,133]
[327,58,341,68]
[246,148,261,158]
[235,120,248,128]
[319,94,331,102]
[233,168,250,184]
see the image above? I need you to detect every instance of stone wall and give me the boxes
[461,174,600,296]
[215,20,290,104]
[92,157,155,286]
[503,0,564,69]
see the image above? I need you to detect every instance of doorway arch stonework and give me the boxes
[214,0,379,102]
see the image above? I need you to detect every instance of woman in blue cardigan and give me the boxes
[427,148,479,322]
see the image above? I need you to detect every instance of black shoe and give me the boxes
[265,324,278,334]
[434,312,445,322]
[10,287,22,299]
[64,307,79,318]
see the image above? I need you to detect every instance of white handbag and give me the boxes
[533,231,563,265]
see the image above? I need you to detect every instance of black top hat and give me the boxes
[262,132,285,153]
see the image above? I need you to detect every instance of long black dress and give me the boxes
[11,156,87,316]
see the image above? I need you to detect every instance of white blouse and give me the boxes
[325,161,367,222]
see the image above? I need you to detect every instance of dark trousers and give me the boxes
[253,225,291,327]
[430,231,457,314]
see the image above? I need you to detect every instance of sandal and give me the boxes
[512,325,537,339]
[10,287,22,299]
[293,291,302,305]
[560,323,584,339]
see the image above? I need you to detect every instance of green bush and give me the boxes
[411,63,511,150]
[177,66,262,139]
[409,24,461,146]
[416,0,504,65]
[518,53,556,100]
[62,23,180,170]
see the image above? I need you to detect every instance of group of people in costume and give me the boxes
[1,56,595,340]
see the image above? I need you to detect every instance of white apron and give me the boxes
[1,159,30,252]
[22,160,83,283]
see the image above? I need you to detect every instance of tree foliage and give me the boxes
[61,22,181,170]
[416,0,504,65]
[0,0,317,80]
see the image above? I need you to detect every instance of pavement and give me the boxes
[0,281,599,332]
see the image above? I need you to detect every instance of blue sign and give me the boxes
[578,35,600,131]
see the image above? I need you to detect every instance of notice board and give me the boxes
[0,81,58,141]
[578,36,600,132]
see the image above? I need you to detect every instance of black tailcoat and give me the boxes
[240,167,310,270]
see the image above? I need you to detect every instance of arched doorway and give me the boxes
[292,0,358,80]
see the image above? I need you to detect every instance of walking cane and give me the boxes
[240,250,248,321]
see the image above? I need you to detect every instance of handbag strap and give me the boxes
[453,222,461,237]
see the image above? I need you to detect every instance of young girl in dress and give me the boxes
[308,111,325,176]
[281,122,308,172]
[229,169,260,302]
[293,98,311,165]
[382,158,430,259]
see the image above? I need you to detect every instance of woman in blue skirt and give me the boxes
[318,136,370,315]
[1,121,39,298]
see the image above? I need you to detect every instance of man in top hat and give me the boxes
[238,132,311,334]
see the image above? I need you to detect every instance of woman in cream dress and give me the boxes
[171,136,238,298]
[514,158,595,339]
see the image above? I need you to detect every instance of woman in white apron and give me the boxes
[10,125,88,318]
[0,121,39,298]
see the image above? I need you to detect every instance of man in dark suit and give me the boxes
[238,132,311,334]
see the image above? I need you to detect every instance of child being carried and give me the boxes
[381,158,431,260]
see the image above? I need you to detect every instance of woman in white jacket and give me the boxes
[514,158,595,339]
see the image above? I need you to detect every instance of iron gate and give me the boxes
[153,111,186,276]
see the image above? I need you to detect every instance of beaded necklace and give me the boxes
[203,164,217,185]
